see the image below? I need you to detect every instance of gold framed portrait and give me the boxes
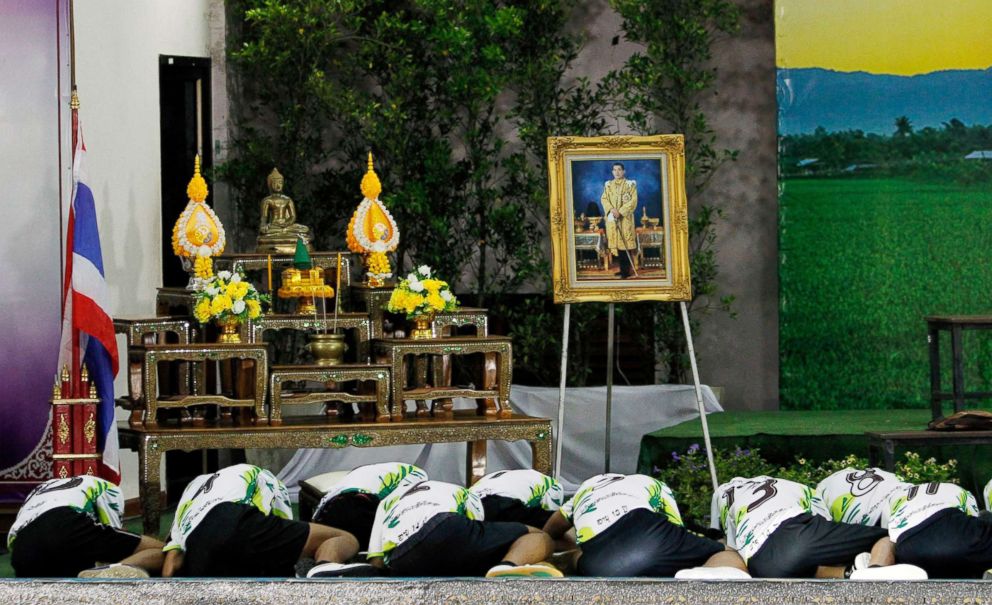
[547,134,691,303]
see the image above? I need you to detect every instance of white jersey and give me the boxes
[165,464,293,553]
[887,482,979,542]
[313,462,427,520]
[984,477,992,511]
[367,480,484,562]
[713,476,816,562]
[8,476,125,551]
[468,469,564,511]
[559,474,682,545]
[815,467,908,527]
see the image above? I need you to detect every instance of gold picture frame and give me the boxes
[547,134,691,303]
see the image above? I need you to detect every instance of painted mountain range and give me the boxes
[777,67,992,135]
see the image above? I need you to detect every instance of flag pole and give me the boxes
[68,0,81,396]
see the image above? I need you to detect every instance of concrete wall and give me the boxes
[572,0,779,411]
[74,0,215,498]
[694,0,779,411]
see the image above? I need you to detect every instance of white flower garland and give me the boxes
[174,201,227,257]
[351,198,399,252]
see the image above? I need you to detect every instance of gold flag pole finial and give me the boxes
[70,88,80,110]
[52,379,62,400]
[89,383,98,399]
[80,364,89,382]
[60,364,70,382]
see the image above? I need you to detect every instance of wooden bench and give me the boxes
[867,429,992,470]
[119,411,553,535]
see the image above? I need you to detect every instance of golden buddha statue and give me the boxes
[256,168,313,254]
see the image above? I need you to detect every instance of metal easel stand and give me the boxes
[554,300,720,491]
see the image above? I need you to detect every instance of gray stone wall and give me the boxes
[695,0,779,411]
[574,0,779,411]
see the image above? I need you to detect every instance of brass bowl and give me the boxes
[307,333,348,365]
[574,219,585,233]
[588,216,603,230]
[646,217,660,228]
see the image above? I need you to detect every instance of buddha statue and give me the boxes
[256,168,314,254]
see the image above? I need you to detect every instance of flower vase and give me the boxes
[410,313,435,340]
[217,317,242,343]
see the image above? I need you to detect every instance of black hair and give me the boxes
[612,162,625,171]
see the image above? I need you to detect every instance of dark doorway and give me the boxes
[159,55,218,505]
[159,55,212,289]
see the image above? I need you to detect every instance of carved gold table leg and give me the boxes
[138,436,164,536]
[531,429,552,476]
[413,354,430,417]
[497,346,513,418]
[477,352,499,417]
[389,349,405,420]
[375,375,390,423]
[467,439,487,486]
[269,374,284,426]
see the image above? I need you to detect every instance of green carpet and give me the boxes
[638,409,992,497]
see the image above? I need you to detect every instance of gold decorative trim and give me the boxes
[84,413,96,444]
[58,420,70,446]
[546,134,692,303]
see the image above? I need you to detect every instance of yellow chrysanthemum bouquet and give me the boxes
[192,269,270,325]
[386,265,459,318]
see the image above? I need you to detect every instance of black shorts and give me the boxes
[747,513,886,578]
[312,491,380,551]
[576,508,723,577]
[182,502,310,577]
[387,513,528,576]
[481,495,554,528]
[10,507,140,577]
[895,508,992,579]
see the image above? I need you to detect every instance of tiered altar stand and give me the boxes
[115,253,552,535]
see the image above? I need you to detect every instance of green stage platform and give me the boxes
[637,409,992,497]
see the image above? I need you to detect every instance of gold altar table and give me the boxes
[118,411,552,535]
[143,343,268,427]
[269,363,390,424]
[374,336,512,420]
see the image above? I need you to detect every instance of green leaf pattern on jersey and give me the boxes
[799,486,815,513]
[525,476,555,509]
[75,480,119,525]
[958,490,977,516]
[889,495,909,529]
[453,488,469,516]
[378,465,422,498]
[645,481,682,526]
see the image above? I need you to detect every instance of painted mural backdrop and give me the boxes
[777,0,992,409]
[0,0,67,502]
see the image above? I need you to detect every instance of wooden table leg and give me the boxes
[375,375,391,423]
[951,325,965,414]
[138,436,163,537]
[929,327,942,421]
[467,439,487,485]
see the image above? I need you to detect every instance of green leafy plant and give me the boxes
[659,445,960,526]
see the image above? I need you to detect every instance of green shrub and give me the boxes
[659,446,960,526]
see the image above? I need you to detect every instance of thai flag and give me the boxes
[57,121,120,483]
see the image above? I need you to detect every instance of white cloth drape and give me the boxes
[276,384,722,497]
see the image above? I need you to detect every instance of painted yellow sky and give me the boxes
[776,0,992,75]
